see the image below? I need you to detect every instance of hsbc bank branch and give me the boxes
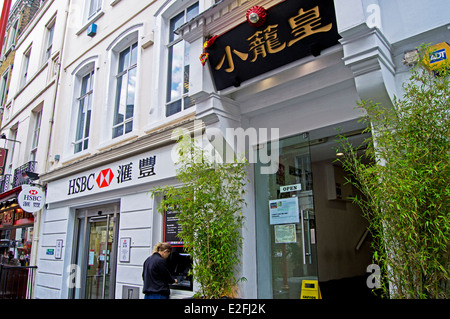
[36,122,197,299]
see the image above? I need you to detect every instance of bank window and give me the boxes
[166,2,199,117]
[29,110,42,162]
[112,42,137,138]
[74,70,94,153]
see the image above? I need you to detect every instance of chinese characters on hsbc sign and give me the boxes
[67,155,157,195]
[206,0,340,90]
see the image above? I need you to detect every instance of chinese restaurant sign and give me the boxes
[206,0,340,90]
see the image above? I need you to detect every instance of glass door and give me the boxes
[85,215,115,299]
[255,133,318,299]
[72,205,118,299]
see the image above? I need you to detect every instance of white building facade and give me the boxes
[35,0,219,299]
[0,0,68,298]
[13,0,448,299]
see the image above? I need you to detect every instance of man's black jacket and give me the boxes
[142,252,175,296]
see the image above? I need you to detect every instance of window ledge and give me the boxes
[110,0,122,6]
[61,150,92,166]
[144,110,196,135]
[76,11,105,36]
[97,133,139,153]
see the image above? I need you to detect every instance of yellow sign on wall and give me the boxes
[300,280,322,299]
[424,42,450,71]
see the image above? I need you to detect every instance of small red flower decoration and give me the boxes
[200,35,219,66]
[200,52,209,66]
[246,6,267,27]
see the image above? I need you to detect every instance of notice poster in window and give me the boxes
[269,197,299,225]
[274,224,297,244]
[88,250,95,266]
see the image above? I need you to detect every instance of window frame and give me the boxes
[29,109,42,162]
[43,17,56,63]
[73,69,95,154]
[111,41,138,139]
[165,2,199,117]
[6,19,18,51]
[21,46,32,89]
[86,0,103,21]
[0,68,10,108]
[6,128,18,176]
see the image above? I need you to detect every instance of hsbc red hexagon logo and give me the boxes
[29,189,38,195]
[96,168,115,188]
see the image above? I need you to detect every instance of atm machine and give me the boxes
[167,246,193,291]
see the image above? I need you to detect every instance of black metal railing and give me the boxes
[12,161,37,188]
[0,264,37,299]
[0,174,11,193]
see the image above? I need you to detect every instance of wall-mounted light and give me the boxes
[0,133,21,143]
[22,171,40,181]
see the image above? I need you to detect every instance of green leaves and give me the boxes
[337,44,449,299]
[151,133,248,298]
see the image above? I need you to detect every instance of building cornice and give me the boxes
[40,116,203,183]
[176,0,283,42]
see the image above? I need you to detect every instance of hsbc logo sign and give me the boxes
[67,173,96,195]
[66,155,158,196]
[18,186,45,213]
[68,169,115,195]
[68,168,116,195]
[96,169,114,188]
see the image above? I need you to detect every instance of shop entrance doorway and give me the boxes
[72,204,119,299]
[255,133,318,299]
[255,125,373,299]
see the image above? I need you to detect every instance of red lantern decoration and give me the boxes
[246,6,267,27]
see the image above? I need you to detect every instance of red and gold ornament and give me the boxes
[200,35,218,66]
[246,6,267,27]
